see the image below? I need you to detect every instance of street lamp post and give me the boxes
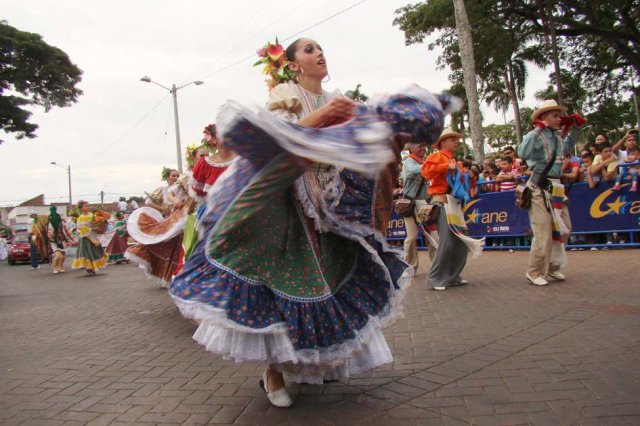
[140,76,204,173]
[50,162,72,213]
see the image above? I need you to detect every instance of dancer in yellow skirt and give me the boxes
[72,200,108,275]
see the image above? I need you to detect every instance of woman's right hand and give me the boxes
[317,97,356,125]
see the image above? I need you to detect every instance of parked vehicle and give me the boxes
[8,233,31,265]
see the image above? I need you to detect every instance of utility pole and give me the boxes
[100,191,104,207]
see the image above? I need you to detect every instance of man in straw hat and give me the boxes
[517,100,585,286]
[421,129,483,291]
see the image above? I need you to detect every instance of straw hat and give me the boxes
[435,128,462,148]
[531,100,567,122]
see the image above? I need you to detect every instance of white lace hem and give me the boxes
[170,267,411,383]
[126,207,187,245]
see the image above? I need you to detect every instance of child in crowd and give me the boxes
[478,162,499,192]
[561,153,580,184]
[579,152,599,188]
[613,146,639,192]
[496,156,519,191]
[591,142,618,182]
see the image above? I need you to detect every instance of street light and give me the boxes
[140,76,204,173]
[50,162,72,213]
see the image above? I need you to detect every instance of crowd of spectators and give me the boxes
[393,128,639,248]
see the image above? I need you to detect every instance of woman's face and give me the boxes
[196,148,209,160]
[595,134,606,144]
[168,171,179,185]
[289,38,328,81]
[81,203,90,214]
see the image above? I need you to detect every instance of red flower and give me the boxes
[267,43,284,61]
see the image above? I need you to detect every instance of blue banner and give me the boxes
[387,182,640,239]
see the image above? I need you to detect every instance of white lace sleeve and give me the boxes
[267,83,302,123]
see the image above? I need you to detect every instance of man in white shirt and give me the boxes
[612,130,638,163]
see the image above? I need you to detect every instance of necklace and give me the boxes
[296,84,327,115]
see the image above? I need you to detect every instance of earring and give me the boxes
[322,74,331,83]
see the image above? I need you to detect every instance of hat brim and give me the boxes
[436,132,463,147]
[531,105,568,122]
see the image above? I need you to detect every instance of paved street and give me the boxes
[1,249,639,425]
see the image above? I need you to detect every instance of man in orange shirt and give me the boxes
[421,129,470,291]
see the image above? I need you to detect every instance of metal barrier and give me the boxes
[388,174,640,250]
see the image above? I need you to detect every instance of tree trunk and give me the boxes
[505,62,523,145]
[545,0,564,104]
[452,0,484,162]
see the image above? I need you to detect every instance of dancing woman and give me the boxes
[105,211,129,264]
[71,201,108,275]
[169,37,459,407]
[126,132,234,285]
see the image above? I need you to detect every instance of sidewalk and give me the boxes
[1,250,639,425]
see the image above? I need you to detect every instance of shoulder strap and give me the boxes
[407,178,426,201]
[540,137,557,178]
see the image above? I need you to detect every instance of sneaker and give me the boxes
[450,279,468,286]
[31,265,42,270]
[525,273,548,286]
[53,270,59,274]
[546,271,566,281]
[590,247,598,251]
[432,285,447,291]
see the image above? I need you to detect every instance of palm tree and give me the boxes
[452,0,484,162]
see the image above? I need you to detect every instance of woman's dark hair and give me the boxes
[285,39,302,62]
[77,200,88,209]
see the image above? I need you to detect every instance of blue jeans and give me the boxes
[30,243,39,268]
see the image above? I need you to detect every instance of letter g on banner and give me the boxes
[590,184,630,219]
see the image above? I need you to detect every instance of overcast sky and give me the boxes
[1,0,549,207]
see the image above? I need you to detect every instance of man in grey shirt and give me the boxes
[401,143,428,270]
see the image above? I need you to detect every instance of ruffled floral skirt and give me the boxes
[169,101,412,383]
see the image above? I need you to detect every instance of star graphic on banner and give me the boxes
[467,209,480,223]
[606,196,627,215]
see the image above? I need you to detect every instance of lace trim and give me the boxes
[292,165,345,233]
[204,156,234,168]
[170,267,411,378]
[126,207,187,245]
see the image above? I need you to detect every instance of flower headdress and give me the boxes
[203,124,216,140]
[185,143,210,169]
[161,166,172,182]
[254,37,296,89]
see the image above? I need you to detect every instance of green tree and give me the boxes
[494,1,640,101]
[533,69,587,112]
[0,21,83,143]
[482,123,517,152]
[394,0,546,146]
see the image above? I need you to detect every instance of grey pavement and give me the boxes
[1,249,639,425]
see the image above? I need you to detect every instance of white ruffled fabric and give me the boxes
[171,266,411,384]
[126,207,188,245]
